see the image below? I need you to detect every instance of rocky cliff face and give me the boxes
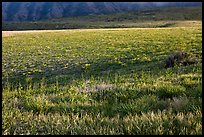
[2,2,201,21]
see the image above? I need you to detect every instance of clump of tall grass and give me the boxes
[2,108,202,135]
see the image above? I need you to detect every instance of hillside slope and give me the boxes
[2,2,201,21]
[2,6,202,31]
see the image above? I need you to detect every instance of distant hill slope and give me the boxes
[2,2,202,21]
[2,6,202,31]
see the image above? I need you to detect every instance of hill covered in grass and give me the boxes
[2,6,202,31]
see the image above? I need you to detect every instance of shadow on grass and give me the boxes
[3,52,199,91]
[2,56,167,90]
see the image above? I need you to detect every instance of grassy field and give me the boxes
[2,23,202,134]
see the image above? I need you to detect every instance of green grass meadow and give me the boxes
[2,25,202,134]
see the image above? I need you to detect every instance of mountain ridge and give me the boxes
[2,2,202,21]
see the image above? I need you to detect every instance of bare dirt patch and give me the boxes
[2,30,68,37]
